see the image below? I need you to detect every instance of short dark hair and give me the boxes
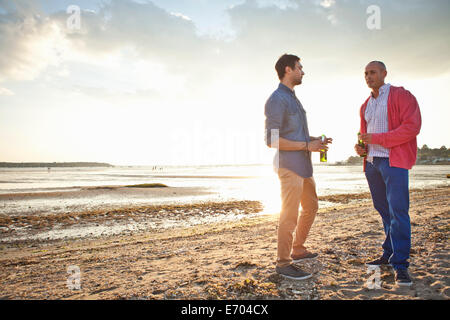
[275,54,300,80]
[368,61,386,71]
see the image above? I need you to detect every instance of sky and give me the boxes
[0,0,449,166]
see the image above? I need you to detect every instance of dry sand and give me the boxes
[0,186,448,300]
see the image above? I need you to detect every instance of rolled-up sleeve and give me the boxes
[264,94,285,147]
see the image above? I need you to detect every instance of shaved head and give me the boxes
[365,61,387,91]
[367,61,387,71]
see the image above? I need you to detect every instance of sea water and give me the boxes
[0,164,448,241]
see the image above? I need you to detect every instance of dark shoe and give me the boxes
[276,264,313,280]
[365,257,390,267]
[291,252,318,263]
[395,269,413,286]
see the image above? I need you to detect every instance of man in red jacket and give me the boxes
[355,61,421,286]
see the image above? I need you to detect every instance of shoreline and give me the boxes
[0,186,448,300]
[0,199,266,243]
[0,185,447,244]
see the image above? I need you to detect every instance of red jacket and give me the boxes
[360,85,422,171]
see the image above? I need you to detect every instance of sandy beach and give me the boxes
[0,185,448,300]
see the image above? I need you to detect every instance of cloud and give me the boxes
[0,1,211,81]
[0,0,449,89]
[320,0,335,8]
[0,87,14,95]
[170,12,192,21]
[0,0,68,81]
[255,0,299,9]
[60,1,211,68]
[222,0,450,77]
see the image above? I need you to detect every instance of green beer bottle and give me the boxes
[320,134,327,162]
[357,132,367,157]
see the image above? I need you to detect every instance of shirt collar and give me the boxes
[278,83,295,95]
[372,83,391,97]
[380,83,391,94]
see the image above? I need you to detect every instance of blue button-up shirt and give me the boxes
[264,83,313,178]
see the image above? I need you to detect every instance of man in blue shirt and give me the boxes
[265,54,331,280]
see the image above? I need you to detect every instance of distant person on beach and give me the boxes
[264,54,332,280]
[355,61,421,286]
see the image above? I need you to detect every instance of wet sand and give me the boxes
[0,198,264,242]
[0,186,448,300]
[0,185,216,218]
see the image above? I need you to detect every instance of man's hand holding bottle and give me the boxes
[355,132,368,157]
[307,136,332,152]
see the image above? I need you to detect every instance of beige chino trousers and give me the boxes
[277,167,318,267]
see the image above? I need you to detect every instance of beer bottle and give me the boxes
[320,134,327,162]
[357,132,367,157]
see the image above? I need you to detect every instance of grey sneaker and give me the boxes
[395,269,413,286]
[275,264,313,280]
[292,252,318,263]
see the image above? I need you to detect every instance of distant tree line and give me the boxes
[416,145,450,165]
[0,162,113,168]
[335,156,364,166]
[335,145,449,166]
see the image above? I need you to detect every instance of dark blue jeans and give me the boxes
[365,157,410,270]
